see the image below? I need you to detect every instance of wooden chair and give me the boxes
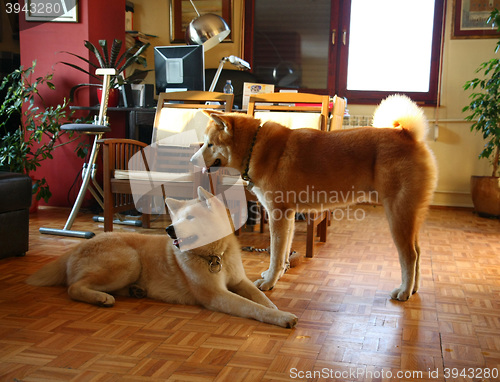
[99,91,234,232]
[329,95,347,131]
[244,92,336,257]
[247,92,331,131]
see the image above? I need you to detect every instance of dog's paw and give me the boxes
[412,282,420,295]
[261,268,271,279]
[390,287,411,301]
[96,293,115,307]
[280,312,298,328]
[129,284,147,299]
[261,267,285,281]
[254,278,275,291]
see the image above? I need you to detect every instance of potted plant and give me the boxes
[463,9,500,218]
[60,39,150,105]
[0,61,81,210]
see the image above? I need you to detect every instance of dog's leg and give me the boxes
[203,289,297,328]
[384,200,420,301]
[68,278,116,307]
[230,279,278,309]
[413,238,421,295]
[255,208,295,291]
[67,263,140,307]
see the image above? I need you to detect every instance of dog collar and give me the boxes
[241,124,262,182]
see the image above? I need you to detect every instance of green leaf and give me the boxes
[99,39,110,67]
[109,39,123,68]
[84,40,106,68]
[116,43,151,74]
[58,51,98,69]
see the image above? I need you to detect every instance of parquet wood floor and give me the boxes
[0,205,499,381]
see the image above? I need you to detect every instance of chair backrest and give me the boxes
[330,95,346,131]
[246,92,330,131]
[146,91,233,177]
[152,91,234,144]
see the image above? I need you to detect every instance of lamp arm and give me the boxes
[209,57,229,92]
[188,0,201,17]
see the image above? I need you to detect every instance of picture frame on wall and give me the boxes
[25,0,79,23]
[170,0,232,43]
[453,0,500,38]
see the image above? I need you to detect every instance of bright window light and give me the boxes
[347,0,436,92]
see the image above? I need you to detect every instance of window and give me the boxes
[244,0,445,104]
[248,0,331,90]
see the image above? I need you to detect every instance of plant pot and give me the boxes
[97,87,120,107]
[470,176,500,218]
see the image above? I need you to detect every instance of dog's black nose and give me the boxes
[165,225,177,239]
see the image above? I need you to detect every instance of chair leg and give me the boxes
[102,160,113,232]
[306,215,316,258]
[142,213,151,229]
[319,212,328,242]
[305,211,329,258]
[102,185,114,232]
[103,209,114,232]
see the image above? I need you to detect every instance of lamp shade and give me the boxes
[186,13,231,51]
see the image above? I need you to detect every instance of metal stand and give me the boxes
[39,69,115,239]
[208,55,251,92]
[92,216,142,226]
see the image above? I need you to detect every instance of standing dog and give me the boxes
[191,95,437,301]
[27,187,298,328]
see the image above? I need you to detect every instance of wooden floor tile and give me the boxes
[0,205,498,381]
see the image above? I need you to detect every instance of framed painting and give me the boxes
[25,0,78,22]
[453,0,500,38]
[170,0,232,43]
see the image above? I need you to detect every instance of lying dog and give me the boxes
[27,187,298,328]
[191,95,437,301]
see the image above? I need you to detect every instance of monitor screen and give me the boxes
[154,45,205,94]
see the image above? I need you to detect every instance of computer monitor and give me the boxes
[154,45,205,94]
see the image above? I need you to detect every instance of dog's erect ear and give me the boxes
[197,186,225,211]
[197,186,215,201]
[204,111,233,136]
[165,197,184,216]
[206,195,225,212]
[203,110,223,118]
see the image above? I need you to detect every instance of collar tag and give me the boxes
[209,255,222,273]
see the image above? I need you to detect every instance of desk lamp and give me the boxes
[185,0,231,51]
[184,0,251,92]
[208,55,251,92]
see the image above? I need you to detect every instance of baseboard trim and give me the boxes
[432,190,473,208]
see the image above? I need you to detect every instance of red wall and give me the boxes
[19,0,126,207]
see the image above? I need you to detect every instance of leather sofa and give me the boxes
[0,172,31,258]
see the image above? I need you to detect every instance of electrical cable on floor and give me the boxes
[66,135,91,207]
[67,166,83,206]
[242,246,296,257]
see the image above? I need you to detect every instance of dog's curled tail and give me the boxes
[26,253,69,286]
[372,94,428,141]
